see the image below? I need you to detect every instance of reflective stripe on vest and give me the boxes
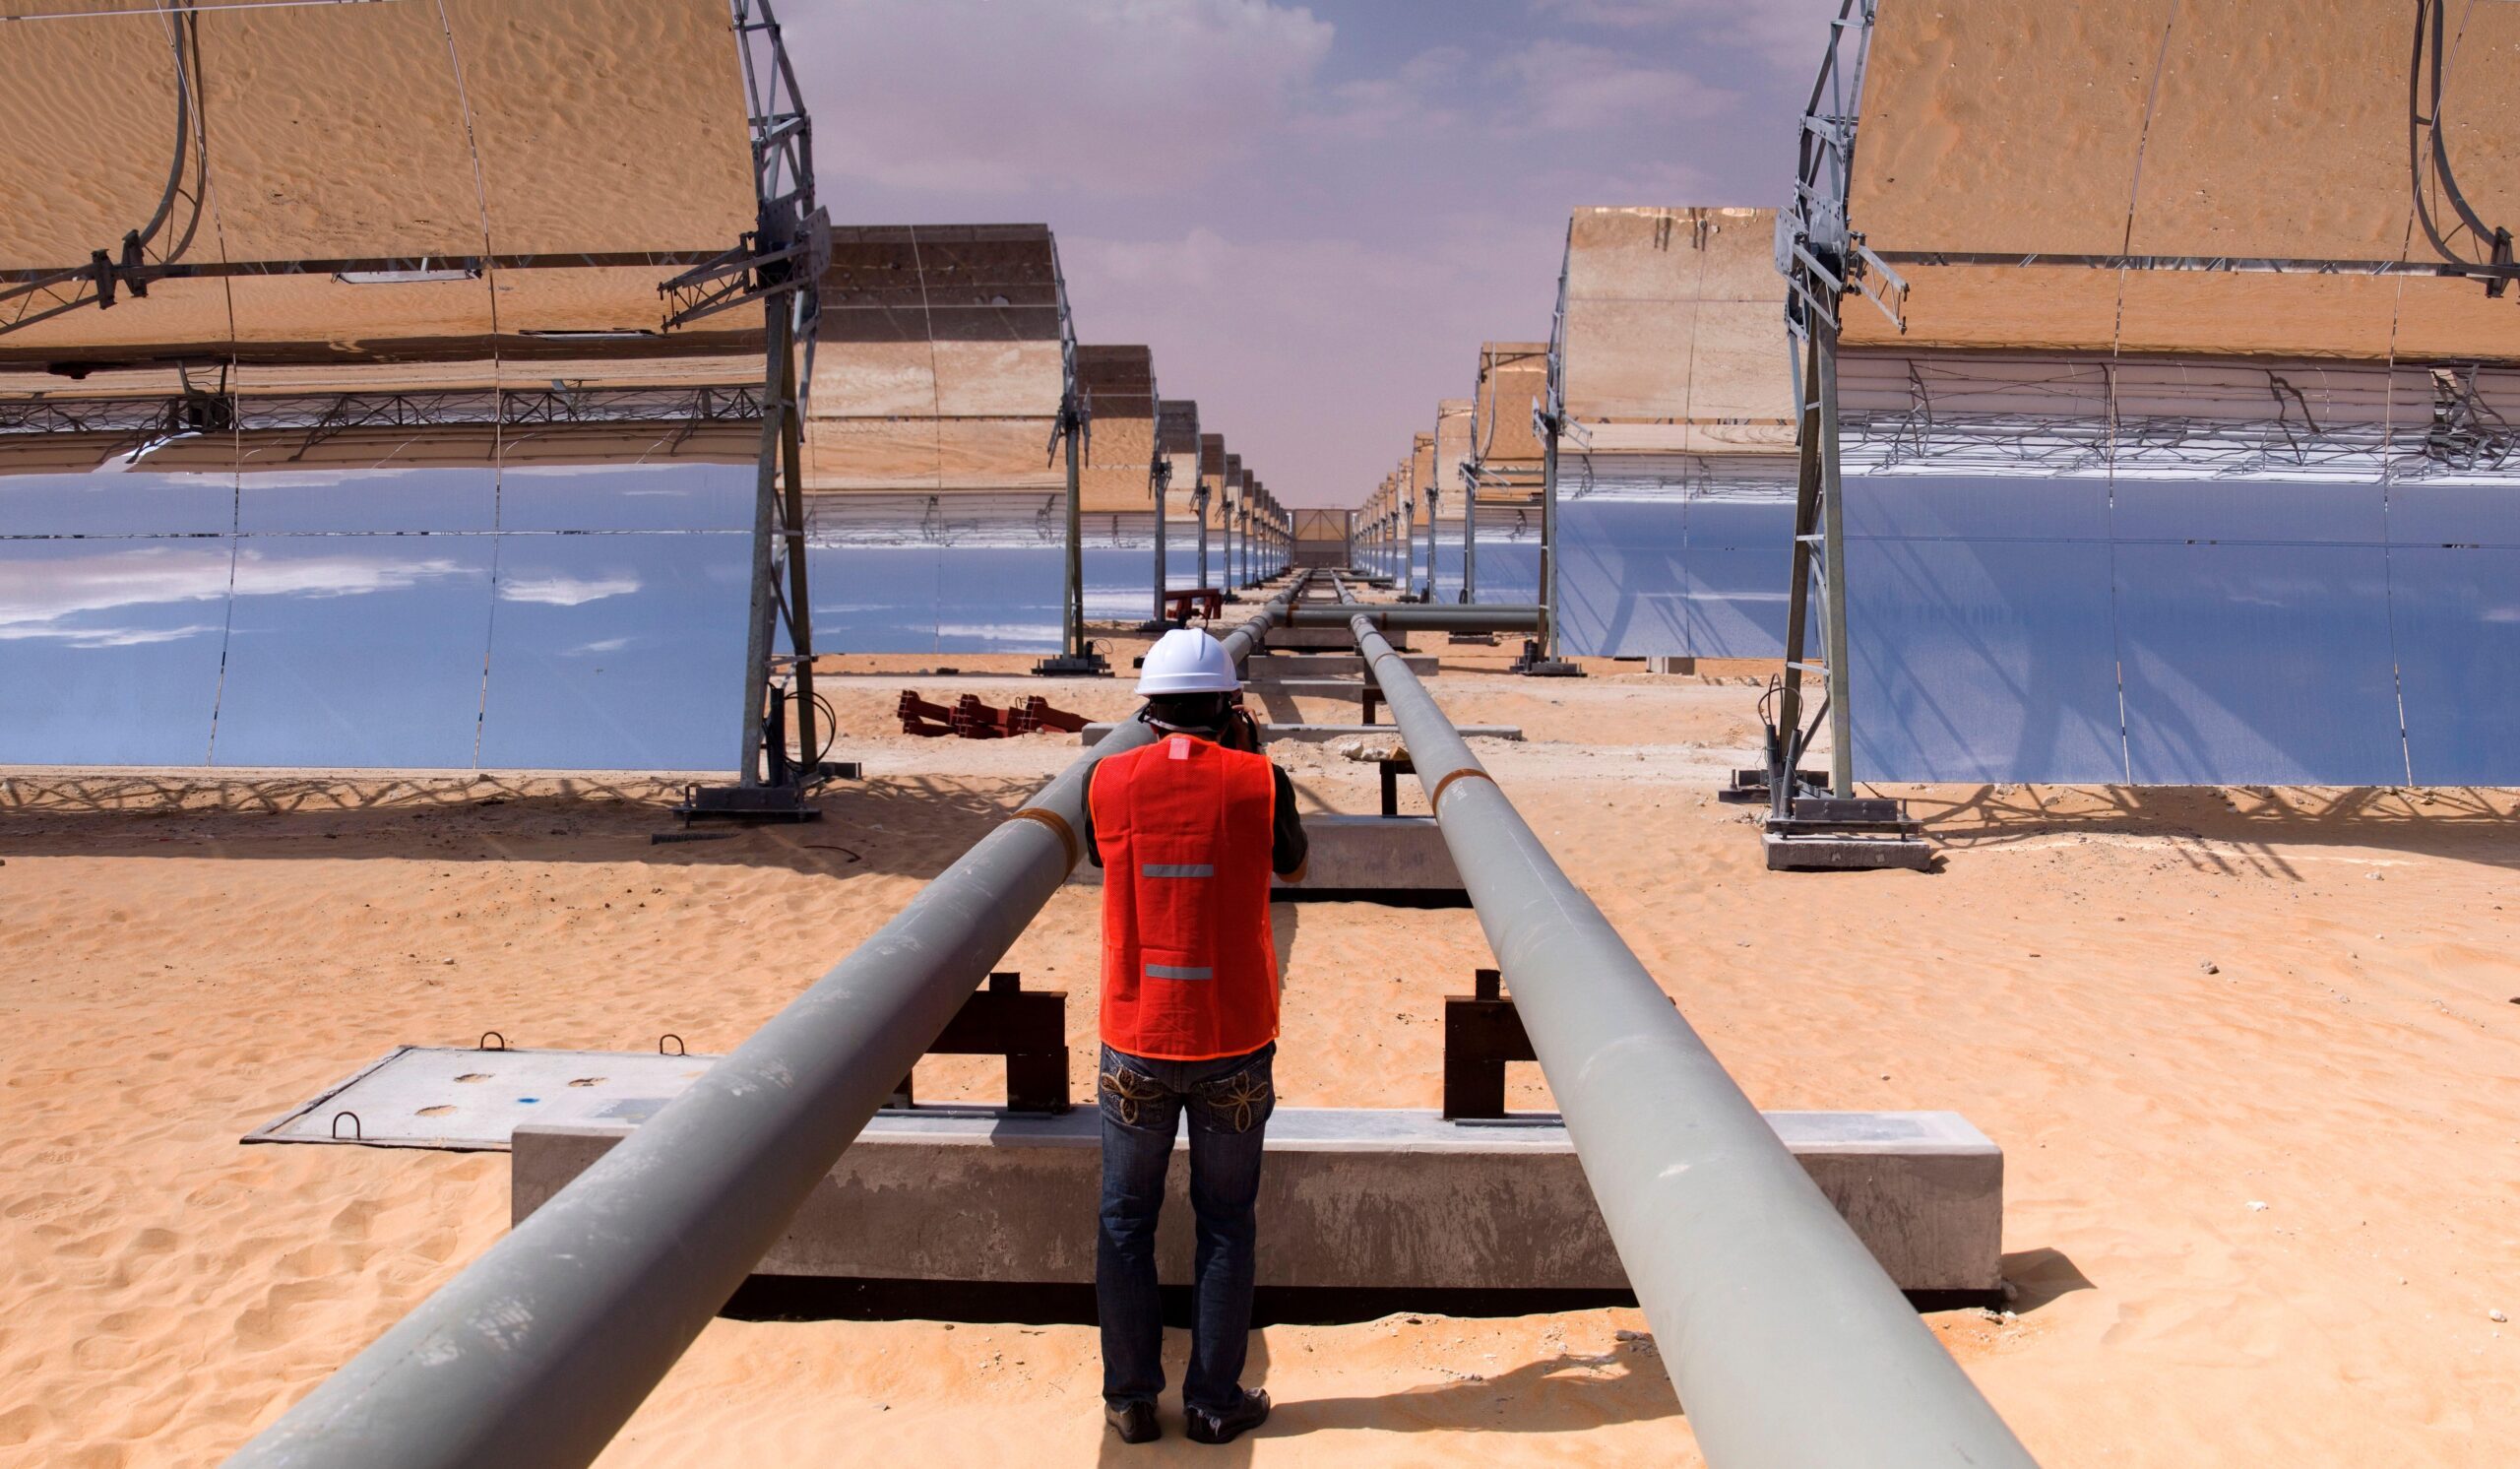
[1090,734,1280,1061]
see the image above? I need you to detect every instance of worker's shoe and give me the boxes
[1185,1389,1270,1445]
[1103,1398,1161,1444]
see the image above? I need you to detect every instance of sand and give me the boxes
[4,643,2518,1464]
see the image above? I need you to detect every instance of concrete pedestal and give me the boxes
[1065,814,1461,894]
[1269,678,1372,703]
[1263,626,1405,652]
[1245,653,1435,680]
[513,1108,2003,1294]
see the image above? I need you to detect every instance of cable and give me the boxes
[2409,0,2518,289]
[0,0,208,334]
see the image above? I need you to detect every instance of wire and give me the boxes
[802,691,840,774]
[0,0,209,335]
[2409,0,2518,287]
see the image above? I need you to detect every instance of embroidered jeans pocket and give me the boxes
[1189,1053,1276,1135]
[1098,1052,1171,1130]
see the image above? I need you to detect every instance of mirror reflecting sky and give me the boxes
[1,449,751,771]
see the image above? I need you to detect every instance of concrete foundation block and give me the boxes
[1245,653,1435,680]
[1264,626,1406,652]
[1268,677,1371,702]
[1067,814,1460,894]
[1647,655,1695,674]
[513,1109,2002,1294]
[1763,833,1935,872]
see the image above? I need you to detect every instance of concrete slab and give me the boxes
[1082,723,1520,746]
[1764,833,1936,872]
[1068,814,1460,894]
[515,1108,2003,1294]
[1269,677,1373,702]
[243,1046,714,1151]
[1246,652,1435,679]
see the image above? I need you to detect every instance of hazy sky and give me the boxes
[783,0,1837,506]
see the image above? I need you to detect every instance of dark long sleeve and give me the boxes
[1083,757,1105,868]
[1270,764,1308,880]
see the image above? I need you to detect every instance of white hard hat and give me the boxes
[1137,627,1240,695]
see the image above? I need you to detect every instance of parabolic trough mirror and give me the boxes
[1831,353,2520,788]
[0,437,755,772]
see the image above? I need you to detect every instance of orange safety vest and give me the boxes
[1089,732,1281,1060]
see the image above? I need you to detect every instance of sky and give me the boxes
[780,0,1840,507]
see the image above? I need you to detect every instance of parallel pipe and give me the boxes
[1284,605,1540,632]
[1347,610,2036,1469]
[226,581,1308,1469]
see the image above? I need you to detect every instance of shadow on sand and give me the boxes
[1090,1332,1679,1463]
[0,770,1047,884]
[1903,783,2520,878]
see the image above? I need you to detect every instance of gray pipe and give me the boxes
[224,582,1307,1469]
[1347,610,2036,1469]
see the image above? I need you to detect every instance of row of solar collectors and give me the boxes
[806,505,1257,646]
[1422,509,1548,607]
[2,468,1200,770]
[4,458,750,771]
[22,459,2508,783]
[1551,473,2520,787]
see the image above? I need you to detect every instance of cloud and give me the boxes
[497,572,641,607]
[229,551,470,600]
[792,0,1335,195]
[565,636,631,656]
[1059,215,1567,495]
[0,544,472,642]
[1499,39,1733,133]
[0,621,221,648]
[776,1,1818,503]
[1529,0,1843,71]
[1293,46,1471,143]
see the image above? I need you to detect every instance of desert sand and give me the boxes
[3,635,2516,1465]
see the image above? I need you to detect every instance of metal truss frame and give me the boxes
[713,0,837,797]
[1770,0,1882,810]
[662,0,831,332]
[1149,392,1181,625]
[1033,236,1103,675]
[1837,351,2520,479]
[1535,236,1571,657]
[0,385,760,445]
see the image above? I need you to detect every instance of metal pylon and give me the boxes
[733,300,822,793]
[1771,314,1854,810]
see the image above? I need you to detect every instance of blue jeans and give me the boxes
[1097,1041,1275,1415]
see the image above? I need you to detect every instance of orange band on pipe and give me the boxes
[1007,805,1079,872]
[1428,766,1494,810]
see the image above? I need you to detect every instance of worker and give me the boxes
[1083,626,1307,1446]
